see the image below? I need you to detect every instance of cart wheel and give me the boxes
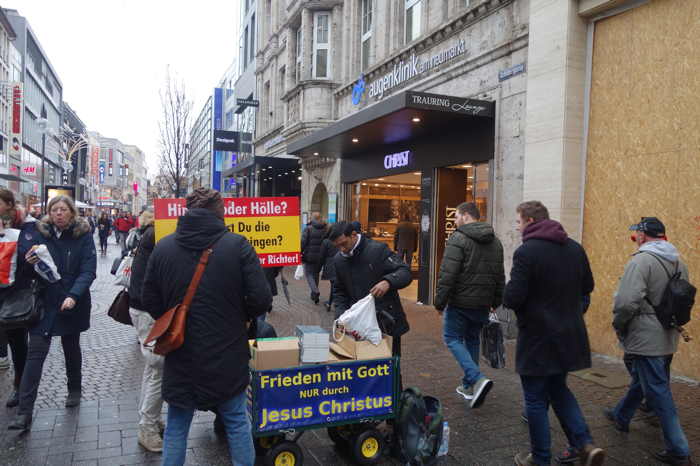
[264,441,303,466]
[352,429,385,465]
[255,435,282,456]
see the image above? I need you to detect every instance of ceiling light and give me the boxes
[413,172,420,175]
[468,176,474,179]
[387,184,392,187]
[352,138,359,143]
[374,183,379,186]
[268,166,272,168]
[313,152,319,156]
[462,164,472,168]
[378,178,385,181]
[412,117,421,123]
[362,183,367,186]
[297,176,302,180]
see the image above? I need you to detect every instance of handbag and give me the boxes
[144,247,213,356]
[0,280,44,329]
[108,289,132,326]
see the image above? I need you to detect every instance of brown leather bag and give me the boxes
[107,289,132,326]
[144,248,213,355]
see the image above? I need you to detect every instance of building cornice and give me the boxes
[335,0,515,97]
[281,80,340,102]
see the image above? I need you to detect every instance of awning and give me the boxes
[0,173,28,183]
[223,156,299,178]
[287,91,494,158]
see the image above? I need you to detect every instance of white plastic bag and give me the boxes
[0,228,20,287]
[114,255,133,287]
[125,228,141,251]
[333,294,383,345]
[32,244,62,283]
[294,264,304,280]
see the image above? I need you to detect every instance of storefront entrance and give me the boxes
[348,171,422,301]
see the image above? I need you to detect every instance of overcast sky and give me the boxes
[5,0,240,176]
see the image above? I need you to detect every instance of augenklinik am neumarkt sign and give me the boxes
[352,37,467,105]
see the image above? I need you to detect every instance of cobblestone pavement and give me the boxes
[0,235,698,465]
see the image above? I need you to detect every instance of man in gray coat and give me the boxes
[609,217,692,466]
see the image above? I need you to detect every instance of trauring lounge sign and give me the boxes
[363,38,466,101]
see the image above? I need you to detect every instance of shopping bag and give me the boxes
[333,294,383,345]
[0,228,20,287]
[481,312,506,369]
[125,228,141,251]
[294,264,304,280]
[114,255,133,287]
[31,244,62,283]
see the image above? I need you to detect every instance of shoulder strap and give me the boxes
[642,252,673,279]
[182,248,213,309]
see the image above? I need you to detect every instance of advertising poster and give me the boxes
[45,185,76,203]
[154,197,301,267]
[252,359,394,432]
[8,82,22,159]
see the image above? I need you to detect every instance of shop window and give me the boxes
[405,0,422,44]
[361,0,373,70]
[313,12,331,79]
[243,26,249,68]
[250,14,256,64]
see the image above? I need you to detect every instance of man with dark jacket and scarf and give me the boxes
[142,188,272,466]
[504,201,604,466]
[328,221,411,356]
[434,202,504,409]
[301,212,327,304]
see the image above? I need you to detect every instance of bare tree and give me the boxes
[157,68,191,198]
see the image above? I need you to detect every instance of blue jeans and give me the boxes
[521,373,592,465]
[442,306,489,388]
[162,390,254,466]
[614,355,689,457]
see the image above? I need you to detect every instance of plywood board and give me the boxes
[583,0,700,379]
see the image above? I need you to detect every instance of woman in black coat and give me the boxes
[319,234,339,313]
[97,212,111,256]
[9,195,97,431]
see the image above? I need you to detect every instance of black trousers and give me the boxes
[19,333,82,415]
[99,234,109,251]
[0,327,28,388]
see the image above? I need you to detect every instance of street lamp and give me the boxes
[35,117,49,211]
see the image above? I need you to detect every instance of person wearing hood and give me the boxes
[434,202,504,409]
[142,188,272,466]
[9,195,97,432]
[301,211,327,304]
[0,189,37,409]
[504,201,604,466]
[607,217,692,466]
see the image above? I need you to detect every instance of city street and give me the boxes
[0,236,698,466]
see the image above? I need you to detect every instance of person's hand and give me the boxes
[61,297,77,311]
[370,280,390,298]
[25,246,39,265]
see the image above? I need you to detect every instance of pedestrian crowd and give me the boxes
[0,185,694,466]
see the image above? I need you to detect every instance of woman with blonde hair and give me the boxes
[127,208,164,452]
[8,195,96,431]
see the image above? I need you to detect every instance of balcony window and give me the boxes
[405,0,422,44]
[361,0,372,70]
[313,12,331,79]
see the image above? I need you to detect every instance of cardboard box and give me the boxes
[329,334,393,360]
[249,337,300,371]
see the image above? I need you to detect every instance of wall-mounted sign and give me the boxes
[236,98,260,108]
[213,130,240,152]
[498,63,526,82]
[8,83,22,159]
[328,192,338,223]
[263,134,285,151]
[358,39,466,102]
[407,91,494,118]
[23,166,36,175]
[99,162,105,184]
[384,150,411,170]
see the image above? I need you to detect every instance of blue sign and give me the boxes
[252,358,395,432]
[98,162,105,184]
[212,88,224,191]
[498,63,526,82]
[351,74,366,105]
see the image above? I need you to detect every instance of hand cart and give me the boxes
[248,356,401,466]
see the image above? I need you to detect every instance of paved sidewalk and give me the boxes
[0,236,698,465]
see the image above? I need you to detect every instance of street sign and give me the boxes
[236,98,260,108]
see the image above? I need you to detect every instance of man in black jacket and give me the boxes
[301,211,327,304]
[394,214,417,267]
[504,201,604,466]
[329,221,412,356]
[434,202,504,409]
[142,188,272,466]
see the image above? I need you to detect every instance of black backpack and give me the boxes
[644,253,696,329]
[394,387,443,465]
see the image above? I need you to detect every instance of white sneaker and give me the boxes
[455,385,474,400]
[138,429,163,453]
[0,356,9,370]
[470,377,493,409]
